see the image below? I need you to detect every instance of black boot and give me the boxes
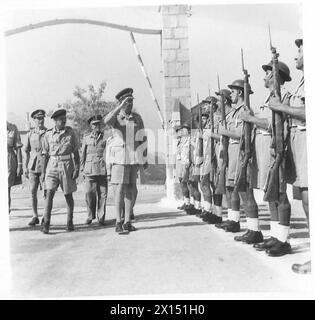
[245,231,264,244]
[66,221,75,232]
[225,221,240,233]
[253,237,278,251]
[215,220,231,229]
[177,203,186,210]
[266,240,291,257]
[203,212,222,224]
[41,222,49,234]
[234,230,252,242]
[28,217,40,226]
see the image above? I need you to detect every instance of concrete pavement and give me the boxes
[8,185,312,298]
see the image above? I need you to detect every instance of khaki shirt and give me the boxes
[24,127,47,173]
[42,126,79,156]
[107,111,147,165]
[178,136,191,165]
[81,131,107,176]
[289,77,305,127]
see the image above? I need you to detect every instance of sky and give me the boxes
[4,3,302,132]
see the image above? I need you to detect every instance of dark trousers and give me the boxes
[85,175,108,222]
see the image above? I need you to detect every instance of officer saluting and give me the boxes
[104,88,147,234]
[41,108,80,234]
[81,115,108,225]
[24,109,47,226]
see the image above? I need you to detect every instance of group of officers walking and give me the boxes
[7,37,309,275]
[175,38,309,274]
[7,88,147,235]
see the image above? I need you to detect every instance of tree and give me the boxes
[57,81,116,137]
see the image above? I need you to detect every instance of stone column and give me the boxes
[160,5,191,202]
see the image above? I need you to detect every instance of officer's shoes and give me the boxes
[98,219,106,226]
[266,240,291,257]
[115,222,124,233]
[86,218,93,225]
[292,261,311,274]
[245,231,264,244]
[253,237,277,251]
[66,222,75,232]
[215,220,230,229]
[224,221,240,233]
[234,230,251,242]
[123,222,136,232]
[41,224,49,234]
[184,204,195,214]
[28,217,40,226]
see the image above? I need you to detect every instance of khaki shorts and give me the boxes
[111,164,138,184]
[254,133,271,190]
[290,128,308,188]
[45,159,77,195]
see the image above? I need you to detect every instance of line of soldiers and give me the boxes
[176,38,309,274]
[7,88,147,235]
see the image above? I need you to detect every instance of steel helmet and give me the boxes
[215,89,232,102]
[262,60,292,82]
[202,96,218,104]
[228,79,254,94]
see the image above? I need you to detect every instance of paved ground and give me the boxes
[8,185,312,298]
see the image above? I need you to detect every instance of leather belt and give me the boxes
[50,154,71,161]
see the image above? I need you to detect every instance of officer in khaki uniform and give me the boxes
[7,121,23,213]
[104,88,147,234]
[268,39,310,273]
[24,109,47,226]
[41,108,80,234]
[81,115,108,225]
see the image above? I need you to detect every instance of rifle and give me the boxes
[234,49,253,192]
[215,75,228,195]
[263,26,286,201]
[196,93,203,167]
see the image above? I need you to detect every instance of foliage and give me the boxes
[56,81,116,137]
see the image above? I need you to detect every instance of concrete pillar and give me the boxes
[161,5,191,202]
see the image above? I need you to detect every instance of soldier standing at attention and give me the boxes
[239,60,292,256]
[104,88,147,234]
[268,39,310,273]
[41,108,80,234]
[81,115,108,225]
[24,109,47,226]
[177,123,194,211]
[7,121,23,213]
[214,80,261,244]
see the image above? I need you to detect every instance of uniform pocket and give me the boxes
[84,160,92,175]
